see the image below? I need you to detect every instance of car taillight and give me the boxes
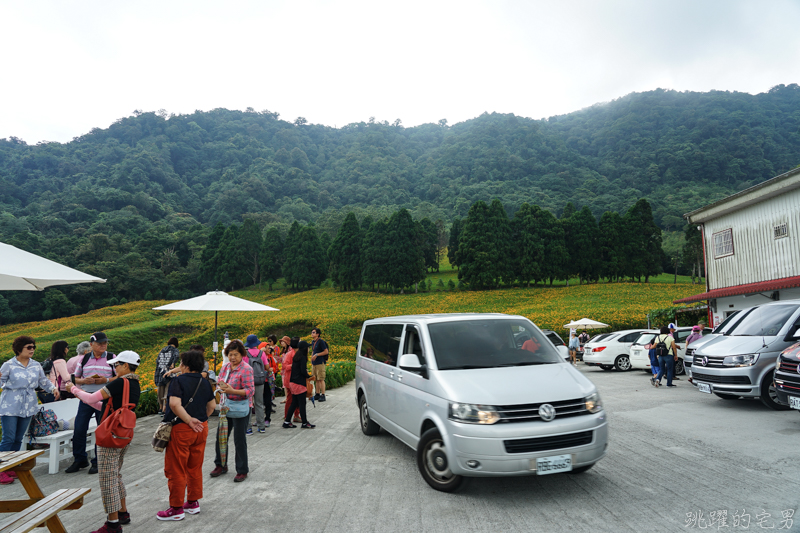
[592,347,606,352]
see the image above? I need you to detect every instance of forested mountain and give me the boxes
[1,84,799,323]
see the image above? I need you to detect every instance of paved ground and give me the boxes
[6,366,800,532]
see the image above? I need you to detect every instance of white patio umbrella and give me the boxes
[153,291,279,369]
[0,241,106,291]
[564,318,610,330]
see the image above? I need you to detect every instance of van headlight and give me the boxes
[722,354,758,367]
[584,392,603,413]
[448,403,501,424]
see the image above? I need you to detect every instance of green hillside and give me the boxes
[1,84,797,323]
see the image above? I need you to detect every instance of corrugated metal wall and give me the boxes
[704,188,800,290]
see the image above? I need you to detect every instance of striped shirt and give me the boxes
[75,351,115,393]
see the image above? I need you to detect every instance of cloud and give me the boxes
[1,0,798,143]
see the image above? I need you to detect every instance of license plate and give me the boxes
[533,454,573,475]
[697,382,712,394]
[790,397,800,410]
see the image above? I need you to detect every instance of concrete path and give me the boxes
[5,367,800,532]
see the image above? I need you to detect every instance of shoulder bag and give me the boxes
[220,366,250,418]
[152,377,204,452]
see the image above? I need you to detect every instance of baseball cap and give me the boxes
[668,323,677,330]
[90,331,109,343]
[107,351,140,366]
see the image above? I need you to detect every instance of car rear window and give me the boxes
[730,305,800,337]
[633,333,656,346]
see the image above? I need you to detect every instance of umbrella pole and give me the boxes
[214,310,218,372]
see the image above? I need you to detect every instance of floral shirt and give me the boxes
[219,362,255,406]
[0,357,56,417]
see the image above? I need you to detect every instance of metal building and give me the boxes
[674,167,800,327]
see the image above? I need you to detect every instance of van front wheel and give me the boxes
[359,395,381,435]
[416,428,464,492]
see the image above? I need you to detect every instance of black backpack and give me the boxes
[41,357,54,375]
[654,335,669,357]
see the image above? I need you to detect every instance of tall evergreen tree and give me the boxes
[624,198,663,282]
[282,221,302,289]
[386,209,426,291]
[200,222,225,289]
[362,218,389,290]
[572,206,600,283]
[457,201,495,289]
[598,211,625,282]
[259,227,284,289]
[448,217,463,269]
[511,203,545,287]
[435,219,448,271]
[238,218,263,286]
[216,224,241,291]
[417,217,438,272]
[294,225,327,289]
[537,208,569,286]
[328,212,363,291]
[486,199,514,286]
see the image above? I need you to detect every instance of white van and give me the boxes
[355,313,609,492]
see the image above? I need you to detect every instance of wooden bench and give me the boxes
[0,488,90,533]
[30,399,98,474]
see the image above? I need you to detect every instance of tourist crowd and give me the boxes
[0,326,330,533]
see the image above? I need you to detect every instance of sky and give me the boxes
[1,0,799,144]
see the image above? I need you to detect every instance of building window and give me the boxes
[713,228,734,259]
[774,222,788,240]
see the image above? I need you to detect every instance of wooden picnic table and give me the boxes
[0,451,89,533]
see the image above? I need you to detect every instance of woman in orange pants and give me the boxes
[157,351,217,521]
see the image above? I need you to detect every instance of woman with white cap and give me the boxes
[68,350,141,533]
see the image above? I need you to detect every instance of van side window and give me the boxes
[360,324,403,367]
[402,325,426,365]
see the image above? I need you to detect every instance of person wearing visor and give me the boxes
[67,331,116,475]
[68,350,141,533]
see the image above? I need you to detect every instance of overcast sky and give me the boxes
[2,0,799,144]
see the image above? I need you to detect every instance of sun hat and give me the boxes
[280,336,291,346]
[107,350,140,366]
[244,334,261,348]
[692,325,701,332]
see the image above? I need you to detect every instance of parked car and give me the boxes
[774,341,800,411]
[355,313,609,492]
[688,301,800,410]
[542,329,570,361]
[583,330,650,371]
[631,327,713,375]
[684,311,744,379]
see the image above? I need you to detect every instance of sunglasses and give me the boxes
[24,344,36,350]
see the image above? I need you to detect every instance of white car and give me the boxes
[583,329,651,371]
[630,327,714,375]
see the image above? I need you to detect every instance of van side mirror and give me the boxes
[399,353,428,378]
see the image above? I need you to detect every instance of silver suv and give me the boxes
[355,313,609,492]
[688,301,800,409]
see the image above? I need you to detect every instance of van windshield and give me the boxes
[728,305,800,337]
[713,309,745,335]
[428,319,563,370]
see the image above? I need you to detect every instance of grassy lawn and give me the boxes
[0,276,706,390]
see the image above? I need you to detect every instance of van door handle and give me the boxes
[389,371,394,378]
[397,374,402,382]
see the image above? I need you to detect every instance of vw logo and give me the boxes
[539,404,556,422]
[701,356,709,367]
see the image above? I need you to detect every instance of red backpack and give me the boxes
[95,377,136,448]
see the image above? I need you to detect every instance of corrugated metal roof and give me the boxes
[673,275,800,304]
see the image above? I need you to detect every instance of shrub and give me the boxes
[135,388,159,418]
[323,361,356,389]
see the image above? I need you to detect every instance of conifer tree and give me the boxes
[448,217,463,269]
[511,203,545,287]
[282,221,302,289]
[238,218,263,286]
[572,206,599,283]
[386,209,425,291]
[200,222,225,289]
[329,212,363,291]
[457,201,494,289]
[624,199,663,282]
[598,211,625,282]
[259,227,284,288]
[417,217,438,272]
[362,218,388,290]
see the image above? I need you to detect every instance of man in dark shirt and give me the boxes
[310,327,329,402]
